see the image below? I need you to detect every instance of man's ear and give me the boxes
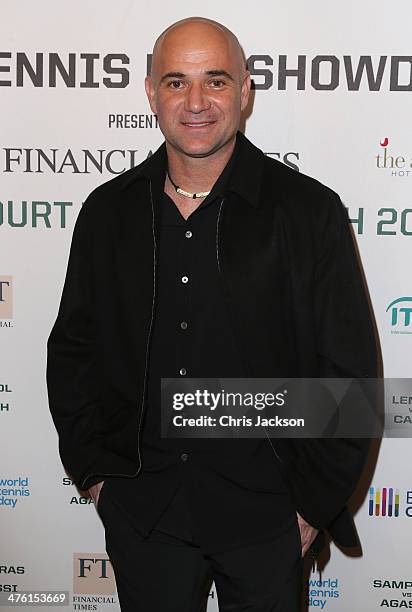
[145,75,157,114]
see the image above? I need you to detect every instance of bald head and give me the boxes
[145,16,251,160]
[150,17,247,84]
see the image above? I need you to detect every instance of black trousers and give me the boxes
[97,480,303,612]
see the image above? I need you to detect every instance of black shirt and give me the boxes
[108,137,296,554]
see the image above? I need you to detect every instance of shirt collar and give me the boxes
[119,130,265,208]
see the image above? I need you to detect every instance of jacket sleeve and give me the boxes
[314,191,378,379]
[287,191,380,533]
[46,193,104,490]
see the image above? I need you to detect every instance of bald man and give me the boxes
[47,16,378,612]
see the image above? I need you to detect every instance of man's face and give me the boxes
[145,24,250,158]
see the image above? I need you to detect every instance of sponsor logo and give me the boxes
[0,52,129,88]
[306,576,340,608]
[73,553,117,600]
[0,477,30,508]
[0,147,301,176]
[0,276,12,324]
[386,298,412,335]
[0,147,299,174]
[369,487,400,517]
[376,138,412,177]
[2,147,146,174]
[368,487,412,518]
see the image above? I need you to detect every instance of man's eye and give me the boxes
[168,80,183,89]
[210,79,225,87]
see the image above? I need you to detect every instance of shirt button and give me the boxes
[185,230,192,238]
[180,321,188,330]
[179,367,187,376]
[181,276,189,284]
[180,453,189,462]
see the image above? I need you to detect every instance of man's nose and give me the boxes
[184,83,210,114]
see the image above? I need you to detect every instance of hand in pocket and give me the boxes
[89,480,105,509]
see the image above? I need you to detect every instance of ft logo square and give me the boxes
[73,553,117,595]
[0,276,12,319]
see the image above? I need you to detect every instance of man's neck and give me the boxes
[165,136,236,194]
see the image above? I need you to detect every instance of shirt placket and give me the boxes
[176,217,195,379]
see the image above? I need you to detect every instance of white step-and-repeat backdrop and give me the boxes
[1,1,411,610]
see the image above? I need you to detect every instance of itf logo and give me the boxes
[0,276,12,320]
[386,297,412,334]
[369,487,400,517]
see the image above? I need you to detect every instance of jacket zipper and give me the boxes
[215,198,225,273]
[264,430,284,464]
[135,179,157,477]
[81,179,157,490]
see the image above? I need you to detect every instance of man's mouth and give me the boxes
[181,121,216,128]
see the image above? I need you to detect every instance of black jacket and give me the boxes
[47,131,379,551]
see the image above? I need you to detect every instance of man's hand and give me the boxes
[89,481,105,508]
[296,512,319,557]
